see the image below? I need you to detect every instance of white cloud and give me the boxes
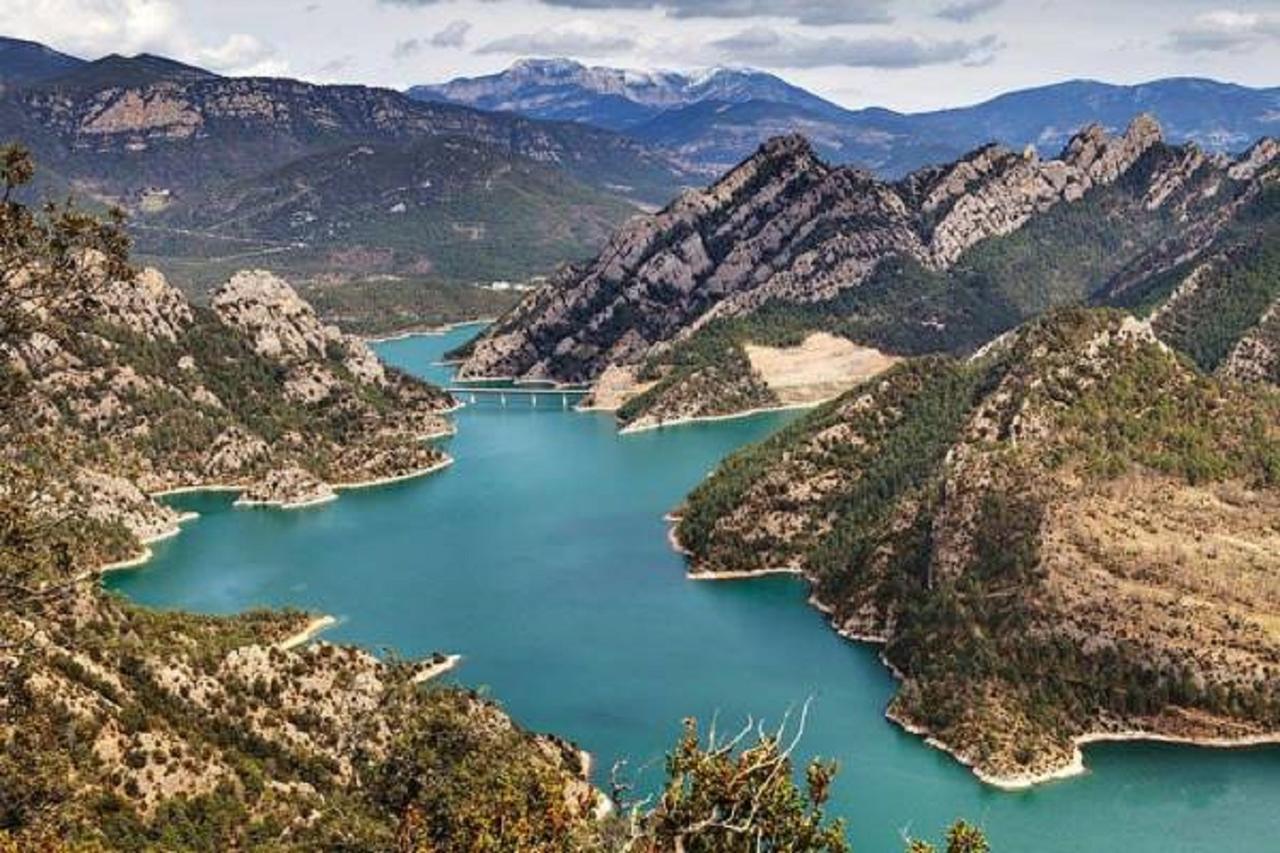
[194,33,283,76]
[709,27,1002,69]
[2,0,1277,115]
[476,21,637,57]
[381,0,892,26]
[431,20,472,48]
[1167,10,1280,52]
[0,0,286,75]
[936,0,1003,24]
[0,0,181,57]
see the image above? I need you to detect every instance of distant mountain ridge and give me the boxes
[4,52,686,205]
[416,60,1280,176]
[0,35,84,85]
[408,58,847,132]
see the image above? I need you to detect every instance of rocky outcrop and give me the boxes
[2,262,455,546]
[1228,138,1280,181]
[90,266,193,342]
[461,116,1261,398]
[917,115,1163,265]
[235,467,336,509]
[1221,297,1280,385]
[74,469,188,544]
[213,269,388,390]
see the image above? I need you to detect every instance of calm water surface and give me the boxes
[107,326,1280,852]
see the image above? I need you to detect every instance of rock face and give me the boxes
[2,583,602,846]
[235,467,336,509]
[1222,299,1280,384]
[2,263,454,543]
[677,308,1280,787]
[461,116,1278,426]
[213,269,388,391]
[90,267,193,342]
[462,117,1262,384]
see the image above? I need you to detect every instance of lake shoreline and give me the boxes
[96,460,457,580]
[362,318,495,344]
[412,654,463,684]
[665,517,1280,791]
[95,511,201,576]
[620,401,826,435]
[276,615,339,650]
[435,369,820,430]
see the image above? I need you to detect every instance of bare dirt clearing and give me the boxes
[745,333,899,404]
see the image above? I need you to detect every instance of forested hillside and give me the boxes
[0,42,695,333]
[676,308,1280,786]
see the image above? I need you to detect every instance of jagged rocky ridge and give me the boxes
[2,263,454,532]
[674,308,1280,787]
[1099,137,1280,385]
[460,117,1279,428]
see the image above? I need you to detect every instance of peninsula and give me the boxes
[675,308,1280,786]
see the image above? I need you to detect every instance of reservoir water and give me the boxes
[106,326,1280,852]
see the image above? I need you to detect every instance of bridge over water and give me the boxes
[446,386,592,408]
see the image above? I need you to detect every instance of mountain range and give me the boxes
[418,60,1280,176]
[409,57,849,131]
[4,29,1280,841]
[458,117,1279,428]
[0,37,695,333]
[454,102,1280,786]
[3,35,1277,342]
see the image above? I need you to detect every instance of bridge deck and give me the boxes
[445,387,589,396]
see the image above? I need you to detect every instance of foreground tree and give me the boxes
[621,709,848,852]
[907,820,991,853]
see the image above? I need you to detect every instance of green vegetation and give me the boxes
[140,137,639,295]
[632,716,847,853]
[302,277,516,338]
[678,357,990,578]
[1053,334,1280,485]
[678,308,1280,779]
[1153,240,1280,374]
[91,308,444,482]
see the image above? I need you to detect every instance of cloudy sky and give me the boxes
[1,0,1277,111]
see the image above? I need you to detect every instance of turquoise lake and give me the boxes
[106,326,1280,852]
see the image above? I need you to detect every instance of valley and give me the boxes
[2,16,1279,851]
[0,38,694,334]
[103,327,1280,853]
